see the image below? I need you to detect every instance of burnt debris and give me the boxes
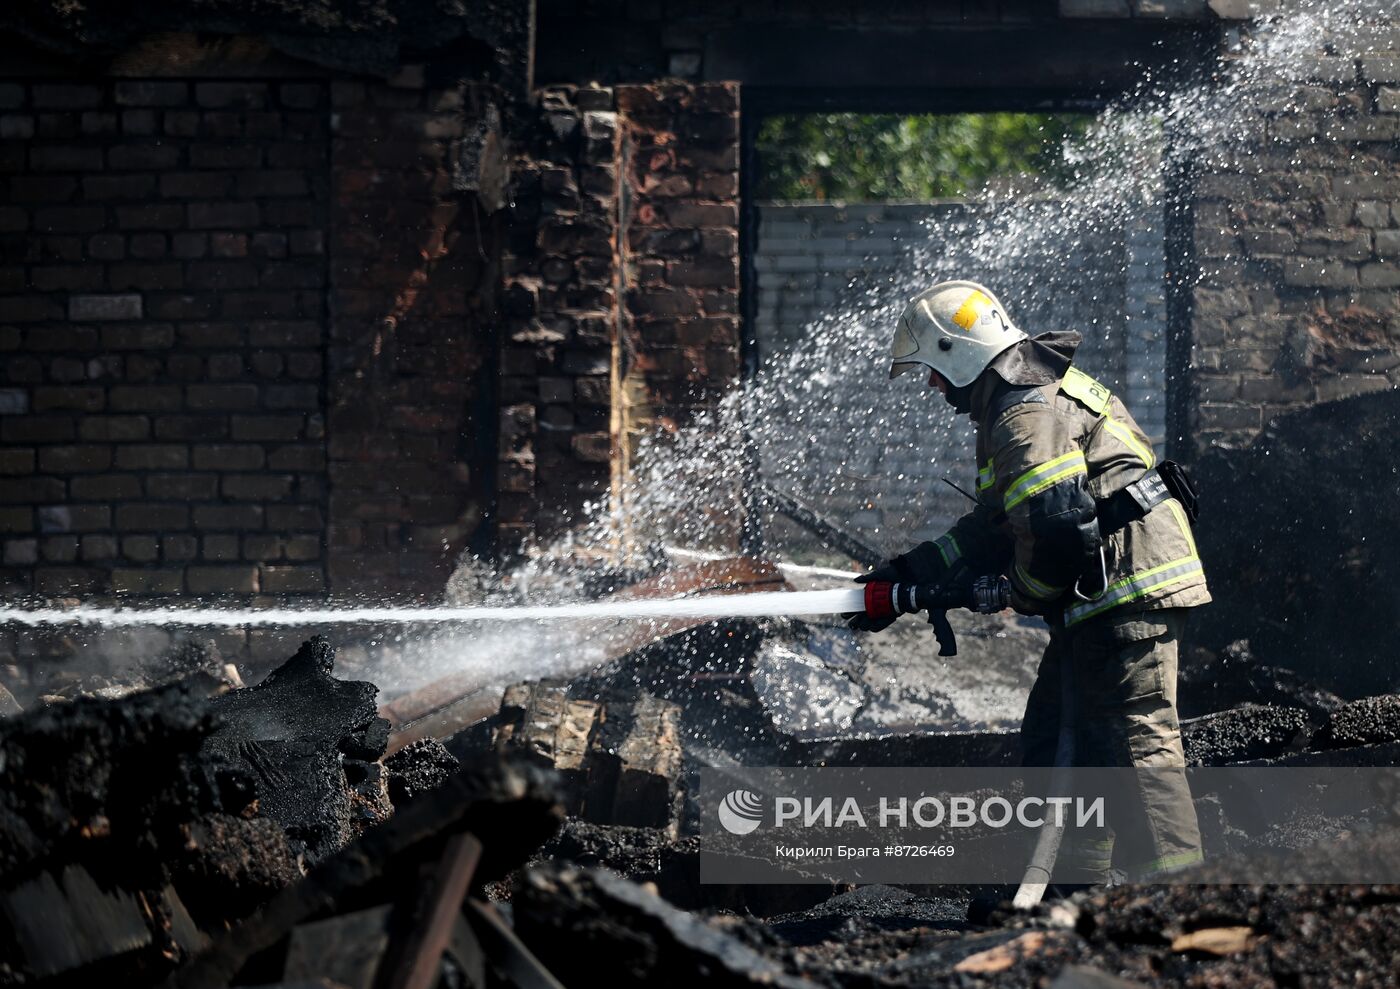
[0,676,275,983]
[1312,694,1400,751]
[513,864,821,989]
[385,738,461,809]
[5,626,1400,988]
[1177,639,1344,721]
[170,753,565,989]
[1181,703,1311,766]
[1195,390,1400,699]
[201,635,391,863]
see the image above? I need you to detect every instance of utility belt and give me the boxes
[1097,460,1199,536]
[1074,461,1200,601]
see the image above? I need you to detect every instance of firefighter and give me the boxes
[851,279,1208,882]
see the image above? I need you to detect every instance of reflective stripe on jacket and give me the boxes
[943,362,1210,625]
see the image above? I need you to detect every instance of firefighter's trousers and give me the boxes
[1021,607,1204,880]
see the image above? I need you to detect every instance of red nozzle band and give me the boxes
[864,581,897,619]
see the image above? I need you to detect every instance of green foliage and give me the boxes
[756,112,1093,202]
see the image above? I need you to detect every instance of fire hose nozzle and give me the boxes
[859,575,1007,659]
[861,579,963,658]
[861,576,1008,619]
[862,580,900,620]
[862,580,937,618]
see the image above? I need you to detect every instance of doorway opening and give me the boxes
[742,108,1170,565]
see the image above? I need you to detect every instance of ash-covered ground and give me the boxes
[3,611,1400,988]
[753,611,1044,737]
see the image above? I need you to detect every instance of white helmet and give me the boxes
[889,280,1027,388]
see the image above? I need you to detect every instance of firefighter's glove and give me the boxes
[891,540,954,585]
[845,540,952,632]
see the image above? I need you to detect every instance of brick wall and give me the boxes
[751,199,1166,553]
[327,77,499,599]
[0,62,503,606]
[0,65,743,612]
[1187,18,1400,450]
[618,82,742,547]
[0,76,331,599]
[496,81,741,551]
[1177,12,1400,681]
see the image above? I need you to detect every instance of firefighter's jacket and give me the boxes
[935,333,1210,627]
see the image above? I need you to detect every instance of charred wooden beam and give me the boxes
[168,755,563,989]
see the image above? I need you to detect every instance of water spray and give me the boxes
[0,588,871,629]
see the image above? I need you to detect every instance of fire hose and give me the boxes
[858,572,1070,909]
[1011,662,1074,909]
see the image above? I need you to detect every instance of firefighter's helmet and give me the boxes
[889,280,1027,388]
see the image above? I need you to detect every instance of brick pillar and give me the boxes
[496,81,741,554]
[618,82,742,548]
[499,85,621,548]
[326,74,498,600]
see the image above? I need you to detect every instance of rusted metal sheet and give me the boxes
[380,558,788,755]
[597,556,787,657]
[379,673,487,733]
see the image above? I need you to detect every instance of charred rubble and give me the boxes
[0,634,394,983]
[0,674,289,983]
[0,0,533,93]
[1194,390,1400,701]
[200,636,392,864]
[5,619,1400,987]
